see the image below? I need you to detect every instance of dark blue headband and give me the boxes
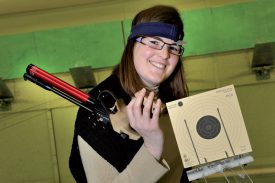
[128,22,184,41]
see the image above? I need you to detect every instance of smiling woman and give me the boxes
[69,4,190,183]
[133,36,180,88]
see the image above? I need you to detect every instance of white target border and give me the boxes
[166,85,252,168]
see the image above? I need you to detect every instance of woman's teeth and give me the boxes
[149,61,165,69]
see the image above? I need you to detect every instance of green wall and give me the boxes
[0,21,124,79]
[182,0,275,55]
[0,0,275,79]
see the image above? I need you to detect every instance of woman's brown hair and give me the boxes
[113,5,188,102]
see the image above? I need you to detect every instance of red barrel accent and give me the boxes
[27,65,89,103]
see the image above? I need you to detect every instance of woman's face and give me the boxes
[133,36,180,88]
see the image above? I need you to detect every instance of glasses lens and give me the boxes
[144,37,163,49]
[138,37,184,56]
[169,45,181,55]
[173,47,184,56]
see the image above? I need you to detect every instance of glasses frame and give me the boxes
[136,36,184,56]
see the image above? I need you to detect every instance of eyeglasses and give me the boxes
[136,36,184,56]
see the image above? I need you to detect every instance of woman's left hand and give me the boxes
[126,88,164,160]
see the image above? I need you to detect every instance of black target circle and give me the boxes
[196,115,221,139]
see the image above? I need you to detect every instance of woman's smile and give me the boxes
[149,60,166,70]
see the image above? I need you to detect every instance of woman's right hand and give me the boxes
[126,88,164,160]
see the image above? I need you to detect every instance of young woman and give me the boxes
[69,5,190,183]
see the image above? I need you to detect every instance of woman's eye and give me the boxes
[149,40,160,45]
[170,46,179,51]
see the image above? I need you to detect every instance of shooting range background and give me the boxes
[0,0,275,182]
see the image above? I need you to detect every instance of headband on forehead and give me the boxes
[128,22,184,42]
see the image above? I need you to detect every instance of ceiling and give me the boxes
[0,0,250,15]
[0,0,122,15]
[0,0,250,35]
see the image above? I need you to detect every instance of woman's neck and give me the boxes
[145,85,159,93]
